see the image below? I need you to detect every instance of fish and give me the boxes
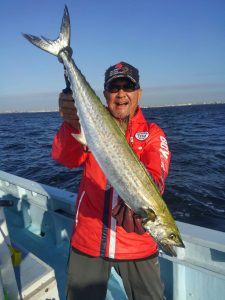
[22,6,185,256]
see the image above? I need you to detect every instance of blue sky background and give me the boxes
[0,0,225,112]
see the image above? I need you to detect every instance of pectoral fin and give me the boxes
[71,127,87,145]
[142,208,157,223]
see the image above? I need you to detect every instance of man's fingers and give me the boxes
[63,114,79,121]
[60,111,79,119]
[58,93,80,129]
[59,93,75,107]
[60,108,79,117]
[60,100,76,109]
[62,98,74,102]
[60,98,75,105]
[60,106,77,113]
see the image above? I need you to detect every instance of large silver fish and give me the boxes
[23,6,184,256]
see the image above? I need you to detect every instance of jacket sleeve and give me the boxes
[140,123,171,194]
[52,122,88,168]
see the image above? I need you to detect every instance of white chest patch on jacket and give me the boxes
[135,132,149,141]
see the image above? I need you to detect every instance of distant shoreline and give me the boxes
[0,101,224,114]
[141,101,225,109]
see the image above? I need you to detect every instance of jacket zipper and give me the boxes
[75,190,85,227]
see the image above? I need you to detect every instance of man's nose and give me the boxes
[117,89,126,97]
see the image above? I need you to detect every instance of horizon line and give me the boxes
[0,101,224,114]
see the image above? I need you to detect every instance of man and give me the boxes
[52,62,171,300]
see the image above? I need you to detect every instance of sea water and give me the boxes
[1,103,225,232]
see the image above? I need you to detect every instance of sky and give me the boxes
[0,0,225,112]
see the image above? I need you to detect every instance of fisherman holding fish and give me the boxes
[53,62,171,300]
[22,5,185,299]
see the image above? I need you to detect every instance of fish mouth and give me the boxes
[177,237,185,248]
[159,243,177,257]
[159,237,185,257]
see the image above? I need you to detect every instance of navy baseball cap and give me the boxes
[104,62,140,87]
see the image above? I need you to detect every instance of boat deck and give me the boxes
[1,170,225,300]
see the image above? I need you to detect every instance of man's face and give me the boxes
[104,78,142,120]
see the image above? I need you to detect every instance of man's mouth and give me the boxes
[115,101,129,107]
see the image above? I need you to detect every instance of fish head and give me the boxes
[143,214,185,256]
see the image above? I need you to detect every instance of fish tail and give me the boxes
[22,5,71,59]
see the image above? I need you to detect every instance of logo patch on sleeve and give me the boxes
[135,132,149,141]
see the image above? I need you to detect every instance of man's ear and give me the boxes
[138,88,142,103]
[103,90,109,105]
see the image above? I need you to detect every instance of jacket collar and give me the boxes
[129,106,147,124]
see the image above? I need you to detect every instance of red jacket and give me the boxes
[52,106,171,260]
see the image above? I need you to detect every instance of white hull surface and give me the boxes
[0,170,225,300]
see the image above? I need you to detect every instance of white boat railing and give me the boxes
[0,170,225,300]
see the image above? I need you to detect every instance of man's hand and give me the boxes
[59,93,80,129]
[112,199,146,235]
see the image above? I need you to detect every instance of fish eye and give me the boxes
[169,233,176,240]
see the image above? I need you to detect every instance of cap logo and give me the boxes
[121,66,129,74]
[135,132,149,141]
[115,63,123,69]
[109,65,129,78]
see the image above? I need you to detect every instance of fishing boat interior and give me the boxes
[0,170,225,300]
